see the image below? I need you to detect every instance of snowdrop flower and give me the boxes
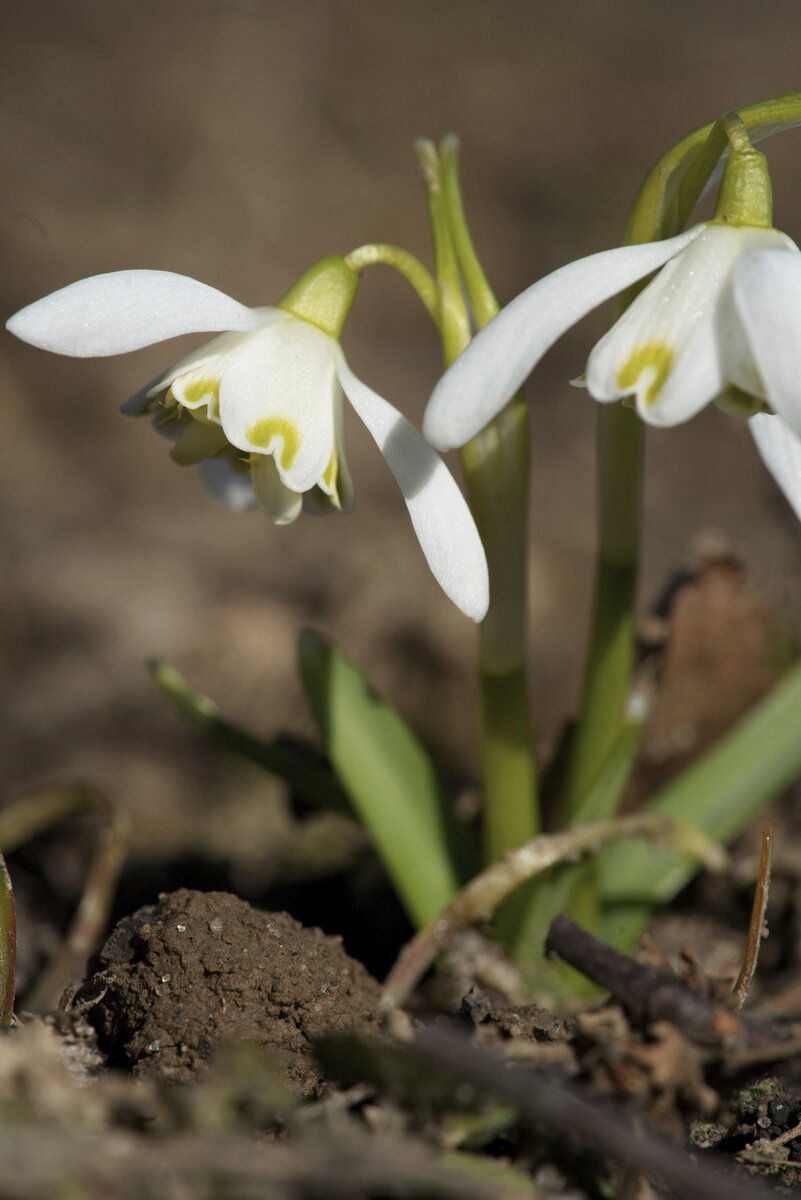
[7,257,489,621]
[425,147,801,453]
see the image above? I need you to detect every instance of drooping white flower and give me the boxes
[7,263,489,621]
[424,221,801,451]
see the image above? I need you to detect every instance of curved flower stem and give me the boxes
[344,243,442,329]
[564,92,801,822]
[418,138,538,881]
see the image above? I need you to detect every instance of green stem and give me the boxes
[344,243,442,329]
[419,137,538,868]
[564,405,642,816]
[625,93,801,245]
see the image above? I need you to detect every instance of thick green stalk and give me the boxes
[430,137,538,863]
[564,405,642,815]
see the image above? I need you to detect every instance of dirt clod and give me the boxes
[71,889,381,1095]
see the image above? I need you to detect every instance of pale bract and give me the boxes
[7,269,489,622]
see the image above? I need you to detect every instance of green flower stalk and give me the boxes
[417,137,538,877]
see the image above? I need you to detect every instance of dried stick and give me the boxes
[408,1028,775,1200]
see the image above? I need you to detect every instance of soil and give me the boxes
[70,889,382,1095]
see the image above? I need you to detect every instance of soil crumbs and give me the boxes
[71,888,382,1096]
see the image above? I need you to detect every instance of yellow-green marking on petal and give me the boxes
[246,416,301,470]
[616,341,675,407]
[319,450,344,508]
[182,378,221,420]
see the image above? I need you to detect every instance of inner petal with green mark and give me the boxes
[173,376,222,422]
[616,341,675,407]
[246,415,301,471]
[316,449,343,508]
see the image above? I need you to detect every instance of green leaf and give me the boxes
[598,656,801,949]
[299,630,476,928]
[508,713,644,987]
[149,660,348,812]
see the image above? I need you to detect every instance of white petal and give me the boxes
[148,316,285,402]
[749,412,801,522]
[6,270,261,357]
[197,457,256,512]
[734,244,801,439]
[336,352,489,621]
[218,317,336,493]
[423,227,703,451]
[250,454,303,524]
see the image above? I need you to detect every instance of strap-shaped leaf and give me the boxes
[598,654,801,948]
[299,630,476,928]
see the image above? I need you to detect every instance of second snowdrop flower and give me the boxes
[424,143,801,450]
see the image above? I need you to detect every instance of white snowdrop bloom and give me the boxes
[7,261,489,621]
[424,221,801,451]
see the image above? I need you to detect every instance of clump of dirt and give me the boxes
[70,888,382,1096]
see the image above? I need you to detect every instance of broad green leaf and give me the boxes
[599,656,801,948]
[299,630,476,928]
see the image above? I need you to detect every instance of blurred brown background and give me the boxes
[2,0,801,865]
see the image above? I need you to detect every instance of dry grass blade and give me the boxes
[382,812,727,1009]
[0,853,16,1025]
[732,822,773,1011]
[0,784,129,1012]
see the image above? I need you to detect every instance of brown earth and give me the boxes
[70,888,382,1095]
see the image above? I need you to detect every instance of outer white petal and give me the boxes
[6,270,261,357]
[749,412,801,522]
[336,352,489,622]
[218,316,336,494]
[423,227,703,451]
[197,457,256,512]
[733,244,801,439]
[147,312,286,400]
